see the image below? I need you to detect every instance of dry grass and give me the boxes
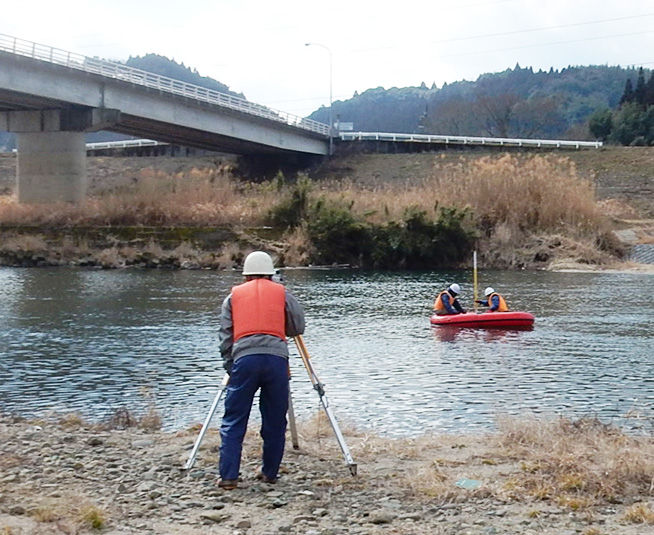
[312,154,604,233]
[0,155,605,234]
[29,497,106,531]
[0,154,621,268]
[0,167,279,227]
[493,416,654,508]
[623,502,654,524]
[296,413,654,513]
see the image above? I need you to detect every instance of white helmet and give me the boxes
[242,251,276,275]
[484,287,495,297]
[448,283,461,295]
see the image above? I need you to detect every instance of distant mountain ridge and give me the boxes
[125,54,245,100]
[307,64,645,141]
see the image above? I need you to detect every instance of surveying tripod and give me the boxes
[184,335,357,476]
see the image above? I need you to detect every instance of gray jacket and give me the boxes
[218,288,305,372]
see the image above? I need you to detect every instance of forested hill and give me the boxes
[84,54,245,144]
[125,54,244,99]
[308,65,646,141]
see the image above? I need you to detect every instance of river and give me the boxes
[1,267,652,437]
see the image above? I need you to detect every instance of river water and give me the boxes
[1,267,653,437]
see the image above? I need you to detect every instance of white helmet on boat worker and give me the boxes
[448,283,461,295]
[484,287,495,297]
[242,251,276,276]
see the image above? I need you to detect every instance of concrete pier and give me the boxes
[16,131,86,203]
[0,108,119,203]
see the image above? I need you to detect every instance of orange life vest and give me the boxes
[434,290,455,312]
[231,278,286,341]
[488,292,509,312]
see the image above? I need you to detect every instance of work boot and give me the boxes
[217,478,238,490]
[255,470,277,484]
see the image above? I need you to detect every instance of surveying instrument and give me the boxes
[184,334,357,476]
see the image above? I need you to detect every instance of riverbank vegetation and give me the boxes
[0,153,626,269]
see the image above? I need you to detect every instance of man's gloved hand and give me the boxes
[223,359,234,375]
[475,299,483,304]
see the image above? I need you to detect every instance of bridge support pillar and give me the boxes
[17,131,86,203]
[0,107,120,204]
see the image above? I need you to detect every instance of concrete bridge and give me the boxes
[0,34,331,203]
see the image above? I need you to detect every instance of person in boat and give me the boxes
[433,283,467,315]
[475,287,509,312]
[217,251,305,490]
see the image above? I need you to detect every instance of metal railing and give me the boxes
[85,139,167,150]
[339,132,603,149]
[0,33,330,137]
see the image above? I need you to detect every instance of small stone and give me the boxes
[9,505,26,515]
[236,520,252,528]
[87,437,103,447]
[368,511,395,524]
[132,439,154,448]
[398,513,423,521]
[200,511,230,523]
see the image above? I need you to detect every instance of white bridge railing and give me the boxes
[339,132,603,149]
[86,139,167,150]
[0,33,330,137]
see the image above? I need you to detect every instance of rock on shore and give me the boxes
[0,413,650,534]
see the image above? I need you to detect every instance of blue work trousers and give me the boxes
[219,353,289,481]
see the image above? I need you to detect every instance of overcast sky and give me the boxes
[3,1,653,118]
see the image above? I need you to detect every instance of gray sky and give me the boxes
[3,1,653,118]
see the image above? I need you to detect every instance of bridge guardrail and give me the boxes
[339,132,603,149]
[85,139,168,150]
[0,33,330,137]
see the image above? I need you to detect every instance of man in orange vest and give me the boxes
[475,287,509,312]
[433,283,467,315]
[217,251,305,490]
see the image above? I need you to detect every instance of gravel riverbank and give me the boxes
[2,413,653,535]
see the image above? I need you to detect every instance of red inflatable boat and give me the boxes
[430,311,535,329]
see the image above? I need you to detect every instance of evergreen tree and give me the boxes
[645,71,654,108]
[634,67,647,106]
[620,78,635,106]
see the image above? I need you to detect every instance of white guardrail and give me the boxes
[339,132,603,149]
[85,139,167,150]
[0,33,330,137]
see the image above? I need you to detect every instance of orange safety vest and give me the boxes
[487,292,509,312]
[231,279,286,341]
[434,290,455,312]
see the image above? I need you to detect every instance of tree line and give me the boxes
[589,67,654,145]
[308,64,642,143]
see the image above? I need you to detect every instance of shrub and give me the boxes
[307,200,372,266]
[267,174,312,228]
[370,207,476,269]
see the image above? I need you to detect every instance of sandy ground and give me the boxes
[2,413,654,535]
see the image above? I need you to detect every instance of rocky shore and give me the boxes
[2,413,653,535]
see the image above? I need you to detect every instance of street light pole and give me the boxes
[305,42,333,156]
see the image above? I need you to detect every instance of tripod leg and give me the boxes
[287,386,300,449]
[184,373,229,470]
[293,335,357,476]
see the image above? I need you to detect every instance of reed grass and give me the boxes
[0,154,617,268]
[310,154,604,233]
[0,155,604,231]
